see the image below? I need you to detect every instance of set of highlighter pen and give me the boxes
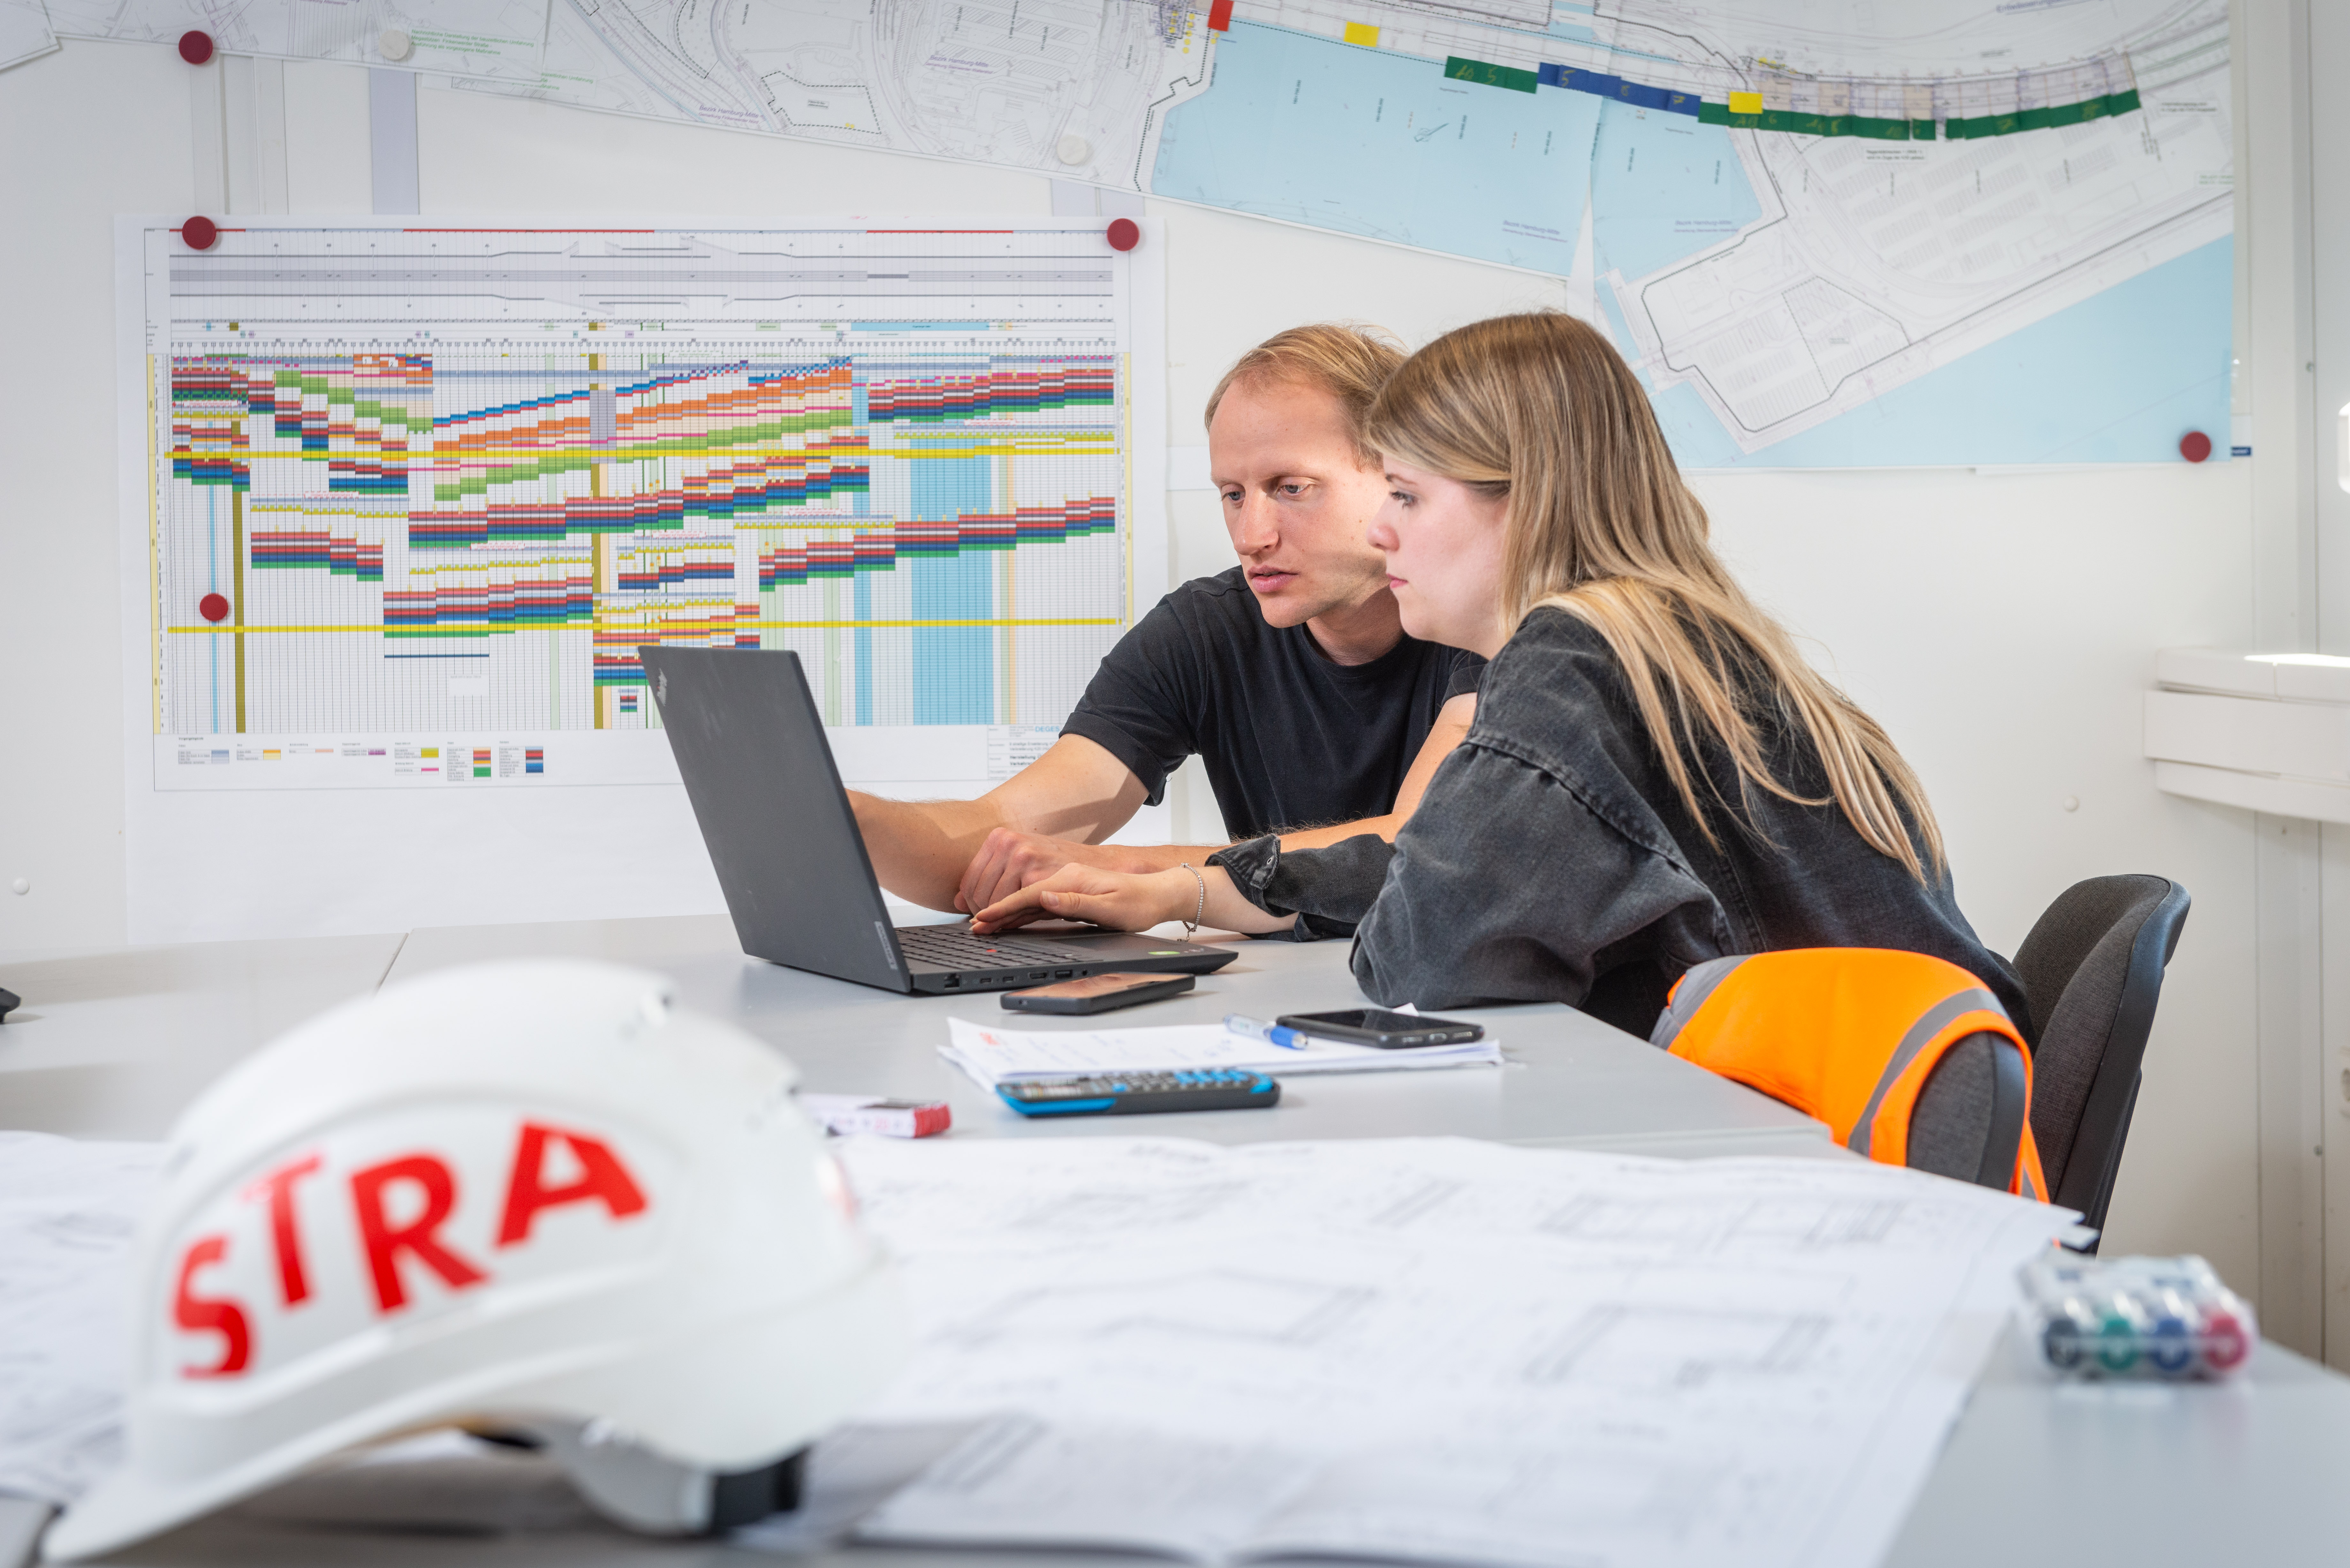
[2019,1254,2255,1380]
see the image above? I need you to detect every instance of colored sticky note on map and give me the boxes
[1727,90,1764,115]
[1343,22,1378,46]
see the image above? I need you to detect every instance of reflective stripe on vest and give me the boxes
[1653,948,2048,1202]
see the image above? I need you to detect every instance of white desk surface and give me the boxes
[378,914,1833,1160]
[4,919,2348,1566]
[0,933,407,1139]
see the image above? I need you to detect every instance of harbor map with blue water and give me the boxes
[1146,0,2233,466]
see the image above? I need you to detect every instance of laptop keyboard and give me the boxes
[895,925,1102,970]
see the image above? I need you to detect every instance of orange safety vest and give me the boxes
[1650,948,2048,1202]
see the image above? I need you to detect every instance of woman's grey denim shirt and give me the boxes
[1209,607,2025,1037]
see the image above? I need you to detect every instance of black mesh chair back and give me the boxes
[2010,875,2191,1234]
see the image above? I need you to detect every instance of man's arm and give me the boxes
[1274,689,1474,850]
[955,691,1477,914]
[848,734,1149,911]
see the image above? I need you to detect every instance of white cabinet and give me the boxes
[2147,649,2350,821]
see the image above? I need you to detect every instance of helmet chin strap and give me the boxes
[512,1419,807,1536]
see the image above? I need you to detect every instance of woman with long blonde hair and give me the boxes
[974,312,2023,1033]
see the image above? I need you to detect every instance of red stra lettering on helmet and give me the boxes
[349,1154,488,1314]
[243,1153,322,1307]
[496,1121,649,1247]
[173,1235,251,1378]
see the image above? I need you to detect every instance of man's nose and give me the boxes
[1230,493,1280,554]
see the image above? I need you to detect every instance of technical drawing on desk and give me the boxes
[0,1131,2069,1566]
[833,1135,2071,1568]
[126,218,1164,798]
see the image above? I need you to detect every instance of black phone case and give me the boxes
[1001,974,1197,1014]
[1274,1012,1485,1049]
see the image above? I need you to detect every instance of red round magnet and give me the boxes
[1106,218,1141,253]
[198,592,230,623]
[178,30,215,64]
[183,216,218,251]
[2179,430,2212,463]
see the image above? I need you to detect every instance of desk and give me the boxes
[380,914,1831,1160]
[4,1322,2337,1568]
[0,934,407,1139]
[3,923,2347,1567]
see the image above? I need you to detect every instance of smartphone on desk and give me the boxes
[1002,972,1197,1015]
[1274,1008,1484,1049]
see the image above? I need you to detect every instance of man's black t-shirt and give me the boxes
[1060,568,1485,840]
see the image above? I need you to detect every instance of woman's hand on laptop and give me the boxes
[956,829,1169,914]
[970,865,1193,934]
[972,863,1297,938]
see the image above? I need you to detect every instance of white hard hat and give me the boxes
[44,960,906,1560]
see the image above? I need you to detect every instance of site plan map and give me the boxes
[434,0,2235,467]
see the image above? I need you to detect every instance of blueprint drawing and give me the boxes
[0,1130,2068,1564]
[840,1135,2073,1568]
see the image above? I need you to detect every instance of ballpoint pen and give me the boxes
[1224,1013,1309,1050]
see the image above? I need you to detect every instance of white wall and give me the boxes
[0,36,2289,1305]
[1711,467,2261,1281]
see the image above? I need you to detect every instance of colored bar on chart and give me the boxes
[1445,57,1538,94]
[1207,0,1232,31]
[1343,22,1377,46]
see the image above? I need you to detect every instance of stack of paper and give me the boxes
[941,1017,1501,1090]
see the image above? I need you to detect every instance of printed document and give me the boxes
[836,1136,2070,1568]
[942,1018,1501,1089]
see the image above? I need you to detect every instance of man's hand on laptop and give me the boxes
[953,829,1172,915]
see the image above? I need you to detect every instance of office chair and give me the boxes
[2008,875,2192,1240]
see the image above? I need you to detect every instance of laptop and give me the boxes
[644,647,1239,995]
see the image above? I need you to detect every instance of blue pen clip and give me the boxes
[1224,1013,1307,1050]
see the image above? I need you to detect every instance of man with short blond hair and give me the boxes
[849,323,1481,924]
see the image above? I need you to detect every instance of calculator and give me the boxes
[995,1069,1281,1117]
